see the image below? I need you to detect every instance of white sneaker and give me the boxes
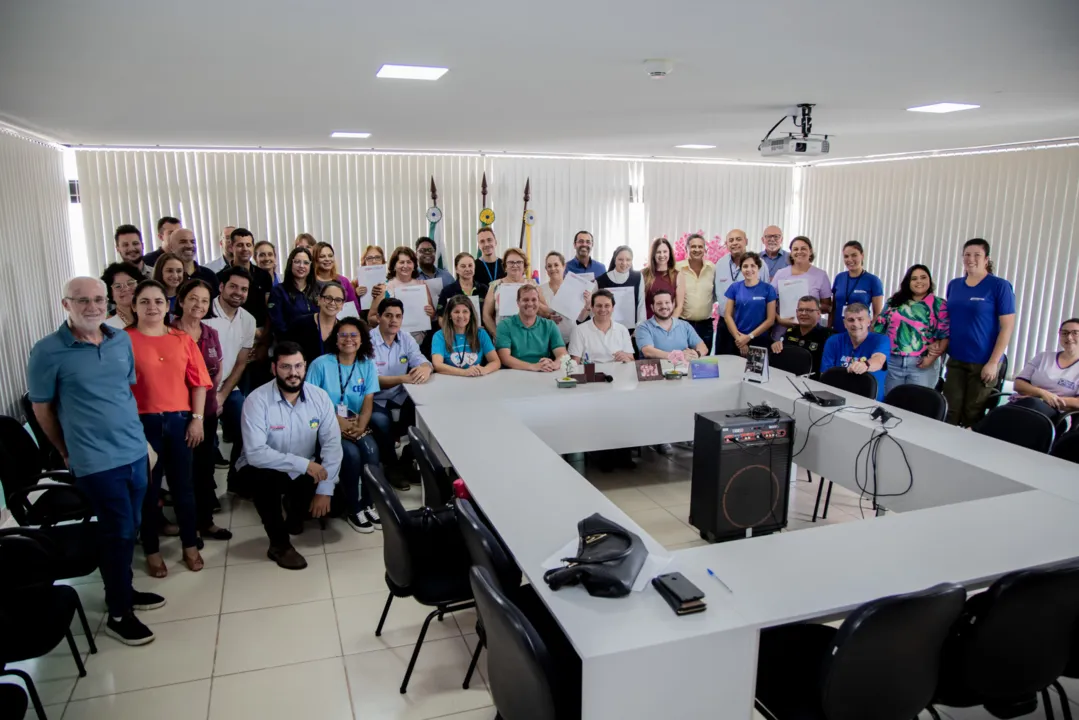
[364,507,382,531]
[346,513,374,534]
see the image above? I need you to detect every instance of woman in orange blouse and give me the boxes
[128,280,213,576]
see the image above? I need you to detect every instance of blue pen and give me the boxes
[707,568,733,594]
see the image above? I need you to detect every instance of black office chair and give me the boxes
[363,465,474,694]
[1051,428,1079,463]
[755,581,966,720]
[808,370,879,521]
[0,534,99,720]
[470,566,581,720]
[933,561,1079,719]
[0,416,88,527]
[20,394,66,472]
[883,384,949,421]
[973,404,1057,453]
[0,683,28,720]
[769,345,814,377]
[407,426,453,508]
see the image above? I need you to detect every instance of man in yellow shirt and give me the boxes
[677,233,717,354]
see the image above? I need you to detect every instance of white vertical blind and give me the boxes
[799,147,1079,372]
[0,129,73,414]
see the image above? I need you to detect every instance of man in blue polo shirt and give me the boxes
[820,303,891,401]
[636,289,710,360]
[564,231,607,279]
[27,277,164,646]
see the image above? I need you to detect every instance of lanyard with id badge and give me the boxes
[337,360,372,438]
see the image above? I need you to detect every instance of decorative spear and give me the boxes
[518,178,530,249]
[478,172,494,228]
[425,176,446,269]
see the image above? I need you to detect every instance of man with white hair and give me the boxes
[206,224,236,273]
[27,277,165,646]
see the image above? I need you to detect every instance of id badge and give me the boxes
[336,403,349,418]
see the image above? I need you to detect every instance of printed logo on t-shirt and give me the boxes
[399,355,408,364]
[970,297,986,302]
[309,418,320,429]
[751,295,766,301]
[208,348,218,358]
[269,424,286,431]
[450,350,480,367]
[840,355,869,367]
[351,382,364,393]
[1059,379,1077,391]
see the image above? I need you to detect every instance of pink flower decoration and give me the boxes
[707,236,728,264]
[673,232,688,262]
[667,350,686,367]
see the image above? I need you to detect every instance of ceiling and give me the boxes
[2,0,1078,162]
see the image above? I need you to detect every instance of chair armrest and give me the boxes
[0,526,63,556]
[8,482,93,526]
[1056,409,1079,434]
[39,469,75,483]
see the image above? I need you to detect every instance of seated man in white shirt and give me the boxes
[568,290,635,364]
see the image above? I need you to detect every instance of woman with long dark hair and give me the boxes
[128,280,213,576]
[268,246,320,336]
[830,240,884,329]
[873,264,949,394]
[642,237,685,319]
[152,252,185,318]
[432,295,501,376]
[942,238,1016,426]
[305,316,383,533]
[172,279,231,541]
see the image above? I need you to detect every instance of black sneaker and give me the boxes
[363,507,382,531]
[346,512,374,534]
[132,591,167,611]
[105,613,155,646]
[214,450,230,469]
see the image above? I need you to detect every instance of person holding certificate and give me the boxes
[540,251,590,345]
[722,252,778,357]
[354,245,388,309]
[432,296,501,376]
[482,247,550,338]
[770,236,832,340]
[436,252,489,322]
[369,246,435,344]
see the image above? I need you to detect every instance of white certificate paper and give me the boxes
[608,286,637,328]
[423,277,445,305]
[497,283,524,317]
[356,264,387,310]
[396,285,430,332]
[777,277,809,320]
[468,295,482,315]
[336,303,359,321]
[549,272,591,322]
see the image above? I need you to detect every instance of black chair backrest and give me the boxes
[470,566,560,720]
[883,384,948,421]
[407,426,446,507]
[821,582,967,720]
[0,533,57,594]
[769,345,814,377]
[973,404,1056,453]
[940,561,1079,701]
[819,367,878,400]
[21,393,65,471]
[363,465,413,589]
[0,415,47,503]
[1052,427,1079,463]
[456,498,522,594]
[994,353,1009,391]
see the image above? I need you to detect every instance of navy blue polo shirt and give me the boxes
[565,257,607,279]
[27,323,147,477]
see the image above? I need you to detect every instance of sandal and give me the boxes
[201,525,233,541]
[183,548,205,572]
[146,553,168,578]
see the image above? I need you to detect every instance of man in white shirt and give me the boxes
[205,225,235,273]
[205,266,256,489]
[568,290,634,363]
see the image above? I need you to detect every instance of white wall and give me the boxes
[0,129,74,414]
[799,146,1079,371]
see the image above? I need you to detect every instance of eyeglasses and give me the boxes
[337,332,360,339]
[506,261,525,268]
[764,234,782,241]
[320,296,345,305]
[276,362,305,372]
[111,280,138,291]
[293,259,312,266]
[364,255,383,263]
[1060,330,1079,338]
[65,296,108,307]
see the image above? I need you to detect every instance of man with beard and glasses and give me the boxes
[234,341,342,569]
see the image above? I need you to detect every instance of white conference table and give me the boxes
[407,358,1079,720]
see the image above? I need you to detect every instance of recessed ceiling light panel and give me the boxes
[907,103,980,114]
[376,64,449,81]
[330,131,371,139]
[676,144,717,150]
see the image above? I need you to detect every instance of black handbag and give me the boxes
[542,513,647,598]
[407,505,470,575]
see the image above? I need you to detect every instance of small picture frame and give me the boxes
[635,359,663,382]
[690,358,720,379]
[743,346,770,383]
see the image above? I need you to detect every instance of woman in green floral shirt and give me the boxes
[872,264,949,395]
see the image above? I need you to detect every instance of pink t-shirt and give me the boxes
[1012,351,1079,399]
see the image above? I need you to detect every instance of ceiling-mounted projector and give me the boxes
[760,136,830,157]
[758,103,831,158]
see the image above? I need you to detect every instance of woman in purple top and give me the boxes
[173,279,232,541]
[873,264,949,394]
[770,236,832,340]
[313,241,360,310]
[1010,318,1079,421]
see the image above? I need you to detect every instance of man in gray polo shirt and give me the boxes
[27,277,165,646]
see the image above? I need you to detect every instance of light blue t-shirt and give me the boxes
[431,329,496,369]
[821,331,891,401]
[724,280,778,334]
[945,275,1016,365]
[306,354,380,416]
[831,271,885,331]
[634,317,704,353]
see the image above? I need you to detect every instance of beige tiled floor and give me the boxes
[5,446,1057,719]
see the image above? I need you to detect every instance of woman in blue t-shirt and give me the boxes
[722,252,777,356]
[432,295,502,376]
[830,241,884,330]
[306,316,383,533]
[942,238,1017,426]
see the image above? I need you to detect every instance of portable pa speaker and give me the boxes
[689,409,793,543]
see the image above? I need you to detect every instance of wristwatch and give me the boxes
[191,413,204,420]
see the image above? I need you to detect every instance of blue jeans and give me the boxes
[340,433,380,514]
[76,457,148,617]
[885,354,940,396]
[140,412,198,552]
[220,388,245,486]
[370,398,415,466]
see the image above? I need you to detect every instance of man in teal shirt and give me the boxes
[495,284,567,371]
